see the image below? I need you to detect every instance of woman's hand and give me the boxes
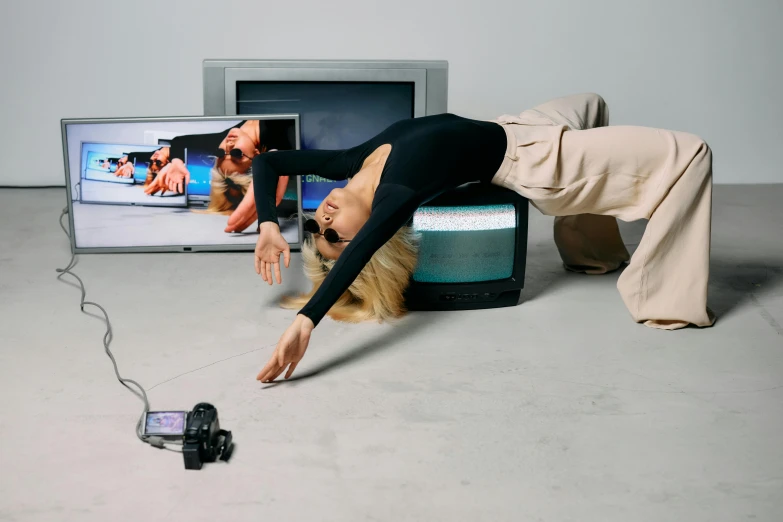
[144,159,190,195]
[225,182,258,233]
[257,314,314,382]
[115,163,135,178]
[225,178,289,233]
[115,156,134,178]
[255,221,291,285]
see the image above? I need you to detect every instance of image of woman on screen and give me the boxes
[250,93,717,384]
[114,150,158,179]
[117,120,294,232]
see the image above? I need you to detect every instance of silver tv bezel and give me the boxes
[61,114,302,255]
[202,59,449,117]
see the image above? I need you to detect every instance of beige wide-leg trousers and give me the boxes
[503,93,631,274]
[492,93,715,330]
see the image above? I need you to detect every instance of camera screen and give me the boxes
[145,411,187,436]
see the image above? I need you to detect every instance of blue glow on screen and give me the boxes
[236,82,414,210]
[185,151,217,196]
[132,165,150,184]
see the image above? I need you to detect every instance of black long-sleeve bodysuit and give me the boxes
[252,113,508,326]
[124,119,294,165]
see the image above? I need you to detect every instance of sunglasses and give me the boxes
[304,219,351,244]
[148,159,165,168]
[215,148,252,161]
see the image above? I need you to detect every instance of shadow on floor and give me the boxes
[264,237,782,388]
[262,311,443,387]
[517,265,571,304]
[708,258,783,320]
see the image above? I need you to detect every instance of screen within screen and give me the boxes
[412,205,517,283]
[236,81,414,210]
[64,117,300,251]
[145,411,187,436]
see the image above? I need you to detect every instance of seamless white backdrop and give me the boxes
[1,0,781,186]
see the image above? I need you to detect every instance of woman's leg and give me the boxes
[552,214,632,274]
[494,124,714,329]
[514,92,610,130]
[613,135,715,330]
[503,93,631,274]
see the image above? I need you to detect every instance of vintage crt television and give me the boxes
[405,183,529,311]
[202,59,448,210]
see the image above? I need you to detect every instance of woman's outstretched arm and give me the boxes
[252,149,358,226]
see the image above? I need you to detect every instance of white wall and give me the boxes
[1,0,781,186]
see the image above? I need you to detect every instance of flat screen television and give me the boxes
[202,59,448,210]
[61,115,301,253]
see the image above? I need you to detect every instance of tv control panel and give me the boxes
[440,292,498,303]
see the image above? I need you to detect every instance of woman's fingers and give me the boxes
[259,361,297,383]
[274,259,282,284]
[284,361,298,380]
[258,355,285,382]
[283,247,291,268]
[257,252,288,284]
[145,176,163,195]
[266,364,287,383]
[242,214,257,232]
[257,358,279,381]
[226,208,243,232]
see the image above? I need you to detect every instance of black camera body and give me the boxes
[182,403,234,470]
[143,402,234,470]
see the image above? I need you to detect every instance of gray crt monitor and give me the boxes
[202,59,448,118]
[202,59,448,212]
[61,114,301,254]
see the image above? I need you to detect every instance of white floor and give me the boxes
[0,186,781,522]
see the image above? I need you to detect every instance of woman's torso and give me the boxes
[344,113,508,207]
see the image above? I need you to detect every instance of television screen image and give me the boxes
[84,150,131,182]
[62,115,301,253]
[236,82,414,210]
[403,183,529,312]
[80,143,181,204]
[411,204,517,283]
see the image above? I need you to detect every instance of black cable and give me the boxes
[56,207,182,452]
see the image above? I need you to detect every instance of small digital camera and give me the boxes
[143,402,234,470]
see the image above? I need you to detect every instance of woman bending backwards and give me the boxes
[252,93,715,383]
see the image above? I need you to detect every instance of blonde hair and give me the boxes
[206,160,252,214]
[281,224,420,323]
